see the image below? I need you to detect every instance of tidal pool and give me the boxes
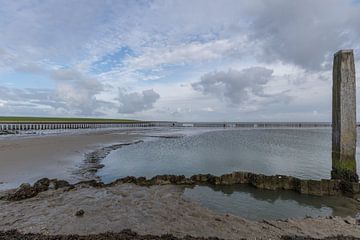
[183,185,359,220]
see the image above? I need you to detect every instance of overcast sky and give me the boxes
[0,0,360,121]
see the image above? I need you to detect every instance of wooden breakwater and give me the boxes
[0,121,343,133]
[0,121,176,132]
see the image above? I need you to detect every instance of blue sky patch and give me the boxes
[90,46,135,74]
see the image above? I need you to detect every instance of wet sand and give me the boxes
[0,129,141,190]
[0,183,359,239]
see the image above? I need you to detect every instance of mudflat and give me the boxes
[0,129,141,190]
[0,183,359,240]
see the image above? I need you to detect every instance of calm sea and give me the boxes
[98,128,360,220]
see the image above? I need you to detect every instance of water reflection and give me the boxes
[183,184,359,220]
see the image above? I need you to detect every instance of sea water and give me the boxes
[98,128,360,220]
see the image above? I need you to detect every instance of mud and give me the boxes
[77,140,144,180]
[1,230,359,240]
[1,183,360,240]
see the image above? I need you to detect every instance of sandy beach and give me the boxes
[0,129,142,190]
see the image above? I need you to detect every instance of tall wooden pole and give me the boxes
[332,49,358,182]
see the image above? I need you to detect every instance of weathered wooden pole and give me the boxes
[332,49,358,182]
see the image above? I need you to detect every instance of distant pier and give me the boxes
[179,122,331,128]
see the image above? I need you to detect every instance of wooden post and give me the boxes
[332,49,358,182]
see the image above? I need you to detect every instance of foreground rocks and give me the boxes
[1,178,73,201]
[3,171,360,201]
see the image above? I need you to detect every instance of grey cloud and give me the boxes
[118,89,160,114]
[2,0,359,73]
[244,0,360,70]
[192,67,276,105]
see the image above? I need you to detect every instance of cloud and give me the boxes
[0,67,111,116]
[125,39,235,70]
[1,0,359,121]
[192,67,278,105]
[244,0,360,70]
[118,89,160,114]
[0,85,113,116]
[50,68,107,115]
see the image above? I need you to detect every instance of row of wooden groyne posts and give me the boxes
[0,122,168,132]
[0,121,333,133]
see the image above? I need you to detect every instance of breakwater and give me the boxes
[0,121,336,135]
[0,121,174,132]
[3,171,360,202]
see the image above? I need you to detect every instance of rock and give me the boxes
[51,179,71,190]
[328,180,342,196]
[150,175,190,185]
[339,180,355,196]
[75,209,85,217]
[33,178,50,192]
[7,183,37,201]
[307,180,322,196]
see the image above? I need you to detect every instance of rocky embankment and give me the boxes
[2,171,360,202]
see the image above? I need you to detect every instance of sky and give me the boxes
[0,0,360,122]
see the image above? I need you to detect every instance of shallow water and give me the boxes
[99,128,360,182]
[98,127,360,220]
[183,185,359,220]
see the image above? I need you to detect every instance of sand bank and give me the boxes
[0,183,359,240]
[0,129,142,190]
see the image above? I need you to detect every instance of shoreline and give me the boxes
[77,140,144,180]
[3,171,360,200]
[1,128,360,239]
[0,128,144,190]
[1,181,359,239]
